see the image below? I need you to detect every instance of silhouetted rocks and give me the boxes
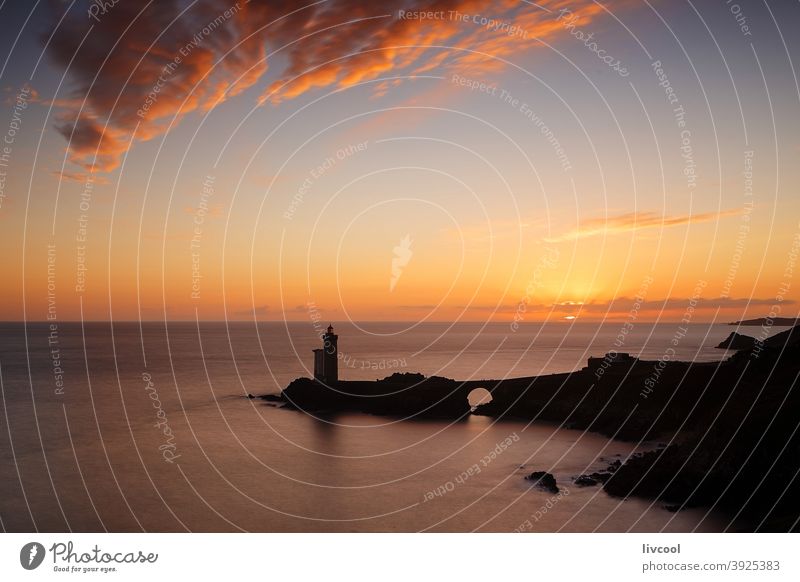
[596,471,614,483]
[573,462,617,487]
[730,317,800,326]
[598,332,800,531]
[526,471,559,493]
[277,373,473,417]
[574,475,599,487]
[268,325,800,530]
[260,393,283,403]
[716,332,757,350]
[763,324,800,349]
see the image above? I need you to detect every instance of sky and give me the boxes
[0,0,799,323]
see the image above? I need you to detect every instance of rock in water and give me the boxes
[589,471,613,483]
[574,475,599,487]
[716,332,756,350]
[525,471,559,493]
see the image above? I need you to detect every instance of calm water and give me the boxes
[0,321,785,532]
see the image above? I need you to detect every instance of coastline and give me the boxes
[268,325,800,531]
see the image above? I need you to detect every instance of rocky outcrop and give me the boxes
[526,471,559,494]
[763,325,800,349]
[267,325,800,531]
[276,373,473,417]
[716,332,757,350]
[600,337,800,531]
[730,317,800,326]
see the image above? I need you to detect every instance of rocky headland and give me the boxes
[729,317,800,326]
[715,331,758,350]
[266,325,800,531]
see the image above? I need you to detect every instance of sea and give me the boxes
[0,321,789,532]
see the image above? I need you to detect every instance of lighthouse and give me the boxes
[313,324,338,384]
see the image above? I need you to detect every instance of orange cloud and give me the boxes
[260,0,611,104]
[545,208,746,242]
[43,0,623,173]
[45,0,271,171]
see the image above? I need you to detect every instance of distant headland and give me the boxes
[259,324,800,531]
[729,317,800,326]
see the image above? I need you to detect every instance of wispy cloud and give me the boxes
[42,0,620,173]
[545,208,745,242]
